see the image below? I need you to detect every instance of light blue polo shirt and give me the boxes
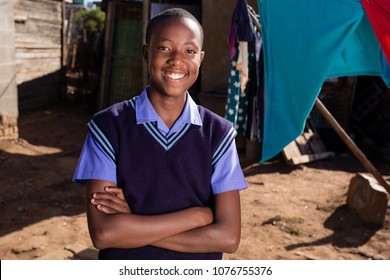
[73,87,247,195]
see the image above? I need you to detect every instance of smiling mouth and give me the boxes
[162,71,187,81]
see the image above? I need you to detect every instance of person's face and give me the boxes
[143,17,205,99]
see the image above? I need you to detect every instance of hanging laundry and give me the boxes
[226,52,249,135]
[245,30,264,141]
[362,0,390,64]
[237,41,249,92]
[228,0,253,58]
[257,0,390,162]
[226,0,264,140]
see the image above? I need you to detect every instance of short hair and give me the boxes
[145,8,204,46]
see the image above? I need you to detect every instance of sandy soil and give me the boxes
[0,100,389,260]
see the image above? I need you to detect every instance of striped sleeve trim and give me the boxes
[87,120,116,162]
[212,127,237,166]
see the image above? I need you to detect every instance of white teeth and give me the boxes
[164,72,185,80]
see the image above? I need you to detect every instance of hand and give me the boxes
[90,186,131,214]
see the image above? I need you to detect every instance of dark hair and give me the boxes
[145,8,204,46]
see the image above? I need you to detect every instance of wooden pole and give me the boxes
[98,0,115,110]
[142,0,149,87]
[314,98,390,194]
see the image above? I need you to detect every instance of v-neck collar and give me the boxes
[129,87,202,151]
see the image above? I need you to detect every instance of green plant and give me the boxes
[75,7,106,35]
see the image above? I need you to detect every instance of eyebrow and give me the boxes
[158,38,199,47]
[158,38,173,43]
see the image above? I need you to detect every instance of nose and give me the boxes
[167,50,184,67]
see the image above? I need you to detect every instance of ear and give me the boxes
[200,51,205,63]
[142,45,149,63]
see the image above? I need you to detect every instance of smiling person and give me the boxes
[73,8,247,260]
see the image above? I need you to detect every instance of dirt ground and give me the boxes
[0,99,389,260]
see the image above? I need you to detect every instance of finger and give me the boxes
[90,197,131,214]
[92,192,123,203]
[92,192,128,208]
[93,191,117,199]
[91,196,119,208]
[104,186,126,199]
[91,198,126,214]
[96,204,118,214]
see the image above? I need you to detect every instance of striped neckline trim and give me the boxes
[129,97,192,151]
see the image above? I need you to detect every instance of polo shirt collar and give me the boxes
[135,87,202,128]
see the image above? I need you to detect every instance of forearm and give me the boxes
[86,179,212,249]
[151,190,242,254]
[151,221,240,253]
[88,206,212,249]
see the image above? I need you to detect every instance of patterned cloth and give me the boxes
[226,0,262,138]
[225,51,249,135]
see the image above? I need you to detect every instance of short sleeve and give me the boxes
[211,139,247,194]
[72,133,117,185]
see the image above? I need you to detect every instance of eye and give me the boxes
[186,49,197,54]
[158,46,170,51]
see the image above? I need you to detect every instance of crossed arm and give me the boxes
[86,179,241,253]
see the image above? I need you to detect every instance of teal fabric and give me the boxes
[257,0,390,161]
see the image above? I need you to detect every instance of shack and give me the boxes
[0,0,18,140]
[13,0,65,111]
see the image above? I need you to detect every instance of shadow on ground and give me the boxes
[0,100,92,238]
[284,204,386,251]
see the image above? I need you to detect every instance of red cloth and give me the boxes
[362,0,390,64]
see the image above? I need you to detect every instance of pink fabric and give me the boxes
[362,0,390,64]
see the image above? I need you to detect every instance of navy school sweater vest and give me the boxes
[88,97,236,260]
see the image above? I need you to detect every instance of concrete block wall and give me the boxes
[0,0,19,140]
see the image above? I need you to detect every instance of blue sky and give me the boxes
[85,0,101,8]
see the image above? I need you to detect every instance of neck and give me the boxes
[148,91,187,129]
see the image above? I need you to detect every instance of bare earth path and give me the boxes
[0,101,389,260]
